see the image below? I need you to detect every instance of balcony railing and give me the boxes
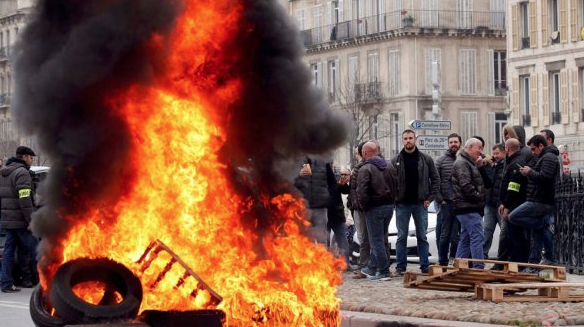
[301,9,506,47]
[522,114,531,127]
[552,111,562,124]
[354,81,383,104]
[521,37,530,49]
[0,93,10,106]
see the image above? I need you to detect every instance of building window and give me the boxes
[520,75,530,125]
[327,59,339,101]
[389,113,400,157]
[550,0,559,32]
[296,9,305,30]
[425,48,441,94]
[388,50,400,96]
[520,2,530,49]
[494,112,507,144]
[367,52,379,83]
[494,51,507,95]
[348,55,359,100]
[550,71,561,124]
[310,62,322,88]
[460,111,478,142]
[460,49,477,95]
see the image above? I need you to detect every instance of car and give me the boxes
[350,202,500,265]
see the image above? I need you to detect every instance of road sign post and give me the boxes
[416,135,449,151]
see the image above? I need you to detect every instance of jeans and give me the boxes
[507,221,529,263]
[435,209,443,252]
[438,202,459,265]
[1,228,39,290]
[364,204,393,275]
[483,205,501,258]
[508,201,554,264]
[496,216,511,261]
[354,211,370,268]
[396,204,429,271]
[308,208,328,245]
[542,214,555,262]
[455,212,485,268]
[329,222,351,265]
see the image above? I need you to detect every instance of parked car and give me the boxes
[350,202,500,265]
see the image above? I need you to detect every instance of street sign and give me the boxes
[409,120,451,130]
[417,135,449,150]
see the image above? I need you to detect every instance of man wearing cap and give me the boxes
[0,146,39,293]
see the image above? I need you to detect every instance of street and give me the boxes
[0,288,35,327]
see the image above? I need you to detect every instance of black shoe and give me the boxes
[421,267,429,274]
[20,281,34,288]
[490,264,504,271]
[1,285,21,293]
[394,268,406,276]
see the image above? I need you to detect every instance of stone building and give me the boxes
[508,0,584,170]
[286,0,508,166]
[0,0,34,161]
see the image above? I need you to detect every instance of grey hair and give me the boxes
[464,137,482,149]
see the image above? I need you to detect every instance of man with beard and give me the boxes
[435,133,461,266]
[483,143,506,259]
[509,135,560,270]
[391,130,440,275]
[356,141,397,280]
[452,138,487,268]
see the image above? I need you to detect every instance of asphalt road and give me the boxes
[0,287,35,327]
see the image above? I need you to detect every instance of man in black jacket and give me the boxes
[0,146,39,293]
[483,143,505,258]
[509,135,560,266]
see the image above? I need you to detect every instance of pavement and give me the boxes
[336,266,584,326]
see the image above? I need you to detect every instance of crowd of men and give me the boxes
[296,125,563,281]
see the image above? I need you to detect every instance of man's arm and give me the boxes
[426,155,441,203]
[15,169,35,224]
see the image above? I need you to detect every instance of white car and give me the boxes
[351,202,500,264]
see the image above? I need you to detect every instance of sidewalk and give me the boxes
[337,269,584,326]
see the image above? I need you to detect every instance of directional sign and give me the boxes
[417,135,449,150]
[409,120,451,130]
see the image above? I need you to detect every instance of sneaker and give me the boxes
[520,267,540,274]
[539,259,555,266]
[360,267,376,278]
[20,280,34,288]
[1,285,21,293]
[368,272,392,281]
[394,268,406,276]
[490,264,504,271]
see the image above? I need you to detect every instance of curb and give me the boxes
[340,311,512,327]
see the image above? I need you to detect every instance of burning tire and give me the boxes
[49,257,143,324]
[30,285,65,327]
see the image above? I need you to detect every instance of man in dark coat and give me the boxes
[0,146,39,293]
[509,135,560,266]
[483,143,506,258]
[327,167,351,267]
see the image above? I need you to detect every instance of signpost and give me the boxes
[409,120,452,130]
[417,135,449,150]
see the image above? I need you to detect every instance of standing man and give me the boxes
[509,135,560,267]
[452,138,487,269]
[295,156,336,245]
[327,167,352,268]
[391,130,440,274]
[356,141,397,281]
[1,146,39,293]
[435,133,461,266]
[539,129,562,265]
[483,143,506,258]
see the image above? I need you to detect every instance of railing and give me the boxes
[0,47,7,60]
[354,81,383,103]
[552,111,562,124]
[301,9,506,47]
[521,37,530,49]
[555,175,584,274]
[522,114,531,126]
[0,93,10,106]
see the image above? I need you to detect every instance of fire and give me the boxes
[45,1,343,326]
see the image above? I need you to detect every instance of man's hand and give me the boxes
[519,166,531,176]
[476,156,484,168]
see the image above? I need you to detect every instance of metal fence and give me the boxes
[555,174,584,274]
[301,9,506,47]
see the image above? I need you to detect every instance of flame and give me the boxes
[44,1,343,326]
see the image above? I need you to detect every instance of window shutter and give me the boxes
[570,0,578,42]
[317,62,323,88]
[487,50,495,95]
[561,70,569,121]
[512,4,519,51]
[572,69,580,122]
[339,0,344,21]
[531,74,539,127]
[530,1,538,48]
[542,72,550,125]
[512,76,520,123]
[541,0,549,47]
[487,112,495,146]
[560,0,568,43]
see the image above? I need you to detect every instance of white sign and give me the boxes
[417,135,449,150]
[409,120,451,130]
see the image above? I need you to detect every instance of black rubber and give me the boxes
[30,285,66,327]
[49,257,143,324]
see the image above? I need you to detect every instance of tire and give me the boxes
[30,285,66,327]
[49,257,143,324]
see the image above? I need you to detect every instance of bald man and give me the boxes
[494,138,529,266]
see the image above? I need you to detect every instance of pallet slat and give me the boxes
[475,282,584,303]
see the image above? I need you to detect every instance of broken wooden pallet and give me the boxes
[404,260,566,292]
[476,282,584,303]
[454,258,566,280]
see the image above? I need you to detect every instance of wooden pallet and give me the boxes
[476,282,584,303]
[454,258,566,280]
[404,260,566,292]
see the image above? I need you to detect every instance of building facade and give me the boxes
[0,0,34,160]
[508,0,584,170]
[287,0,508,166]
